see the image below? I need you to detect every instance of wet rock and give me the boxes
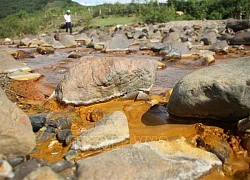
[0,87,36,155]
[71,111,129,151]
[23,166,63,180]
[64,150,78,161]
[50,160,75,173]
[0,50,31,73]
[77,137,221,179]
[36,131,55,144]
[197,134,231,163]
[29,114,47,132]
[237,116,250,133]
[0,160,14,179]
[86,108,105,122]
[68,52,83,58]
[7,156,24,167]
[56,117,72,130]
[16,50,35,59]
[13,159,39,180]
[55,56,157,105]
[36,47,54,55]
[167,57,250,121]
[142,104,169,126]
[56,129,73,146]
[47,117,72,130]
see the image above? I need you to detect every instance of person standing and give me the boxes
[64,10,72,34]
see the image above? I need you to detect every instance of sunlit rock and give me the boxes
[0,87,36,155]
[167,57,250,121]
[7,71,41,80]
[71,111,129,151]
[55,56,157,105]
[77,137,221,179]
[0,50,30,73]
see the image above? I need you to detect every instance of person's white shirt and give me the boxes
[64,14,71,23]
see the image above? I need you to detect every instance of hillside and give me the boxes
[0,0,80,19]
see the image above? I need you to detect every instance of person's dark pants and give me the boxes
[66,22,72,34]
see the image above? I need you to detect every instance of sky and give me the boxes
[73,0,133,6]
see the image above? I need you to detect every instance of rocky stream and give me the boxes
[1,19,250,180]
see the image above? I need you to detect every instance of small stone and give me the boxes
[50,160,75,173]
[64,150,78,161]
[56,129,73,146]
[29,114,47,132]
[0,160,14,178]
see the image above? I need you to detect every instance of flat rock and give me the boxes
[71,111,129,151]
[7,71,42,80]
[77,137,221,180]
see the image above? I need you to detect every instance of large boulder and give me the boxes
[55,56,157,105]
[0,87,36,155]
[167,57,250,121]
[226,19,250,32]
[77,137,221,179]
[104,34,130,52]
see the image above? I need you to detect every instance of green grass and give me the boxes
[91,16,138,27]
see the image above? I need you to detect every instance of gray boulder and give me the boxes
[55,56,157,105]
[226,19,250,32]
[167,57,250,121]
[0,87,36,155]
[104,34,130,52]
[59,34,77,48]
[208,40,229,53]
[200,32,217,45]
[77,137,221,180]
[230,31,250,45]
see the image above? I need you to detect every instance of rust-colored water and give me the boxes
[7,46,250,179]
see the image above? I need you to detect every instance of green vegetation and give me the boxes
[0,0,250,39]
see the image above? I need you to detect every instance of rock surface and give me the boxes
[71,111,129,151]
[167,57,250,120]
[0,49,30,73]
[77,137,221,179]
[55,56,157,105]
[0,87,36,155]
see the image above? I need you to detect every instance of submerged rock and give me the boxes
[76,137,221,179]
[71,111,129,151]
